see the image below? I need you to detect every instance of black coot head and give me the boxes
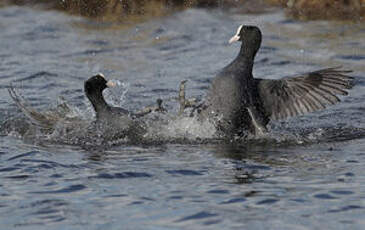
[84,73,115,96]
[84,73,117,115]
[229,25,262,54]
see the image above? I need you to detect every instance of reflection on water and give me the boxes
[0,6,365,230]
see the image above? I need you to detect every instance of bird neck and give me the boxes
[238,43,258,70]
[227,43,258,76]
[87,92,109,118]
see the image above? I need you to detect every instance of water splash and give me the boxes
[103,79,130,107]
[144,113,217,142]
[3,81,365,148]
[4,94,365,148]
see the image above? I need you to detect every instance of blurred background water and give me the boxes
[0,4,365,230]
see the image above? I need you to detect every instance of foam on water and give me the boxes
[144,114,218,141]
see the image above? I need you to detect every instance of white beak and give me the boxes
[229,34,240,44]
[229,24,243,44]
[106,80,116,88]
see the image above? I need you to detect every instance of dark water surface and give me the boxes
[1,6,365,230]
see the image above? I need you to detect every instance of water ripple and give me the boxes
[165,169,204,176]
[0,167,20,172]
[220,197,246,204]
[7,151,39,161]
[256,198,279,205]
[30,184,87,194]
[4,174,30,180]
[92,172,153,179]
[21,159,79,169]
[313,193,337,200]
[60,49,115,58]
[206,189,230,194]
[328,205,364,213]
[330,190,354,195]
[176,211,219,222]
[335,55,365,61]
[12,71,58,83]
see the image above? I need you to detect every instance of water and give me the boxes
[1,6,365,230]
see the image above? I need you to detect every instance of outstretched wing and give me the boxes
[255,67,353,120]
[8,85,57,129]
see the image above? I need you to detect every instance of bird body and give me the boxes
[202,70,253,135]
[6,74,146,143]
[84,74,145,141]
[200,26,267,136]
[200,25,353,137]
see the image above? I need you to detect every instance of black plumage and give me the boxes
[200,25,353,136]
[84,74,129,121]
[84,74,145,140]
[7,74,145,141]
[255,68,353,121]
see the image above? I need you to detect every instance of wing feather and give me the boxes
[256,67,353,120]
[8,86,56,129]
